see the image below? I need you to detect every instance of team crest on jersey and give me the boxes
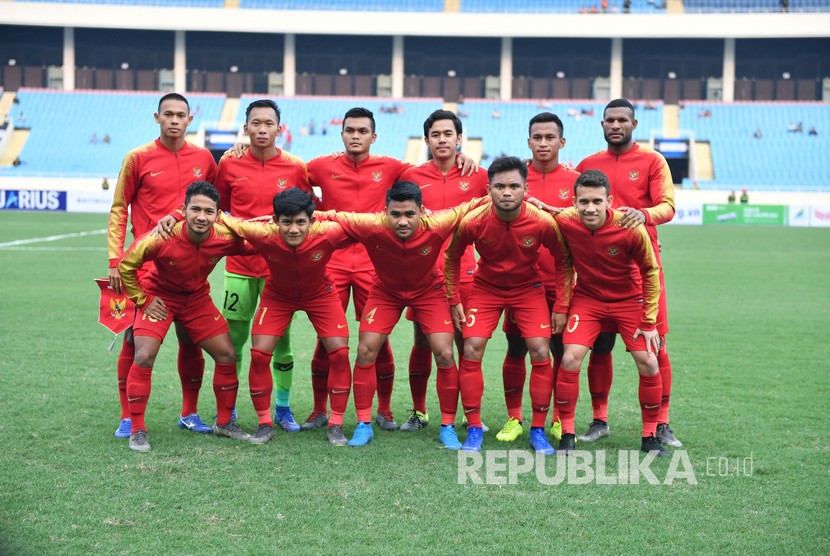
[372,171,382,182]
[607,246,620,257]
[192,166,203,178]
[459,181,470,191]
[310,250,323,262]
[110,297,128,319]
[628,170,640,181]
[521,235,536,247]
[559,189,570,200]
[277,178,288,189]
[419,246,432,256]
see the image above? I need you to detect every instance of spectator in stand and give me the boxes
[754,128,763,139]
[809,125,818,136]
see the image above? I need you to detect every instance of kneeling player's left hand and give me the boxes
[633,328,660,355]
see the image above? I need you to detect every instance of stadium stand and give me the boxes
[0,89,225,176]
[239,0,443,10]
[679,101,830,190]
[685,0,830,12]
[17,0,224,6]
[460,0,664,13]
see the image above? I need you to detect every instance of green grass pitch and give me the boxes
[0,211,828,554]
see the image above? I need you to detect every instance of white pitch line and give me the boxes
[0,229,107,248]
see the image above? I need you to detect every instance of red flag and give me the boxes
[95,278,135,335]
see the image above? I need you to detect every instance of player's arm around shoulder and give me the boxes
[118,228,169,307]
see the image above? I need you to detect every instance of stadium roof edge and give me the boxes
[1,5,829,39]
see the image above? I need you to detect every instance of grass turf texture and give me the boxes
[0,212,828,554]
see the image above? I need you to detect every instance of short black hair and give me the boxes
[487,156,528,183]
[528,112,564,137]
[574,169,611,195]
[272,188,315,219]
[184,180,220,207]
[386,181,422,207]
[158,93,189,114]
[246,99,281,125]
[604,98,636,119]
[423,109,462,137]
[343,107,376,133]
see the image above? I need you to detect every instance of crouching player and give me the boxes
[118,181,254,451]
[553,170,668,457]
[445,156,572,454]
[216,189,355,446]
[321,182,490,448]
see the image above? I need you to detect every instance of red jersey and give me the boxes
[576,143,675,245]
[526,163,580,296]
[445,202,572,312]
[119,221,252,308]
[219,214,354,300]
[307,153,409,273]
[108,139,217,267]
[214,148,312,278]
[555,207,660,329]
[401,161,489,284]
[322,197,488,298]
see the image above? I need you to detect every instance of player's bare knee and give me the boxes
[560,350,584,372]
[133,348,157,368]
[634,354,659,376]
[357,343,379,365]
[463,342,484,362]
[433,346,455,368]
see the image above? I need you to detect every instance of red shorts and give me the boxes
[563,293,652,351]
[463,282,551,340]
[329,266,374,322]
[133,288,228,344]
[406,281,472,323]
[594,268,668,336]
[252,285,349,338]
[503,289,556,335]
[361,282,453,336]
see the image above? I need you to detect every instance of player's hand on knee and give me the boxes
[633,328,659,355]
[108,266,123,294]
[144,297,168,321]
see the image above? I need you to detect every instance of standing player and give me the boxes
[204,189,354,446]
[108,93,217,438]
[118,181,253,451]
[304,107,477,432]
[321,182,490,448]
[214,99,314,432]
[575,98,680,448]
[497,112,580,443]
[445,156,572,454]
[397,110,488,432]
[553,170,668,457]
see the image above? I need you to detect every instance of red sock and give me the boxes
[310,340,331,416]
[353,362,376,423]
[126,363,152,433]
[436,363,460,425]
[117,340,135,419]
[327,346,351,426]
[177,341,205,416]
[639,373,662,437]
[408,345,432,414]
[459,359,484,428]
[551,356,561,423]
[587,352,613,422]
[657,346,672,424]
[375,341,395,414]
[501,354,526,421]
[556,368,581,435]
[249,348,274,426]
[213,363,238,426]
[529,358,553,428]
